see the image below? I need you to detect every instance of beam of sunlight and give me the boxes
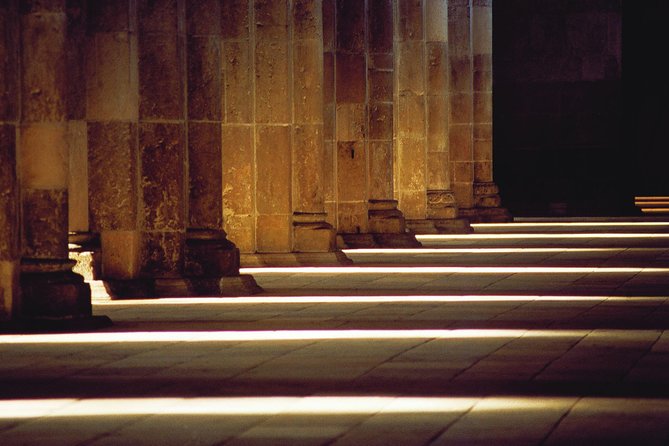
[0,328,593,344]
[472,222,669,228]
[343,247,624,254]
[416,233,669,240]
[240,266,669,274]
[92,295,664,306]
[0,397,483,418]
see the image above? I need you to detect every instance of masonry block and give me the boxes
[293,124,325,213]
[256,214,291,253]
[221,0,249,39]
[222,125,254,214]
[139,33,183,120]
[223,41,253,123]
[189,122,222,229]
[140,231,184,276]
[101,230,141,279]
[22,188,68,259]
[140,123,185,231]
[256,125,291,214]
[368,141,393,200]
[337,141,366,202]
[187,36,221,121]
[255,40,290,123]
[88,121,137,231]
[19,123,68,189]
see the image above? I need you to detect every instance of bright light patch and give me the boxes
[472,222,669,228]
[92,295,649,306]
[0,328,591,344]
[416,233,669,240]
[241,266,669,274]
[343,247,622,254]
[0,397,481,418]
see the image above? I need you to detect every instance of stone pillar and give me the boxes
[333,0,370,243]
[447,0,475,214]
[291,0,337,254]
[18,0,91,319]
[470,0,509,221]
[395,0,468,234]
[0,0,20,320]
[367,0,417,245]
[333,0,418,248]
[86,0,143,295]
[185,0,260,294]
[425,0,470,232]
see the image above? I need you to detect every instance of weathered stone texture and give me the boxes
[293,0,321,40]
[427,42,448,92]
[140,231,183,276]
[369,103,392,140]
[427,151,450,189]
[187,36,221,121]
[223,41,253,123]
[336,53,366,102]
[139,33,183,120]
[256,214,291,252]
[67,121,88,232]
[397,93,425,138]
[0,125,18,260]
[138,0,178,34]
[256,125,291,214]
[22,188,68,258]
[188,122,222,229]
[397,41,425,95]
[19,123,69,189]
[368,141,392,200]
[140,123,185,231]
[101,230,141,279]
[426,0,448,41]
[337,141,366,201]
[398,0,424,40]
[337,202,368,233]
[336,0,364,51]
[66,0,86,120]
[224,214,254,253]
[369,70,392,102]
[222,125,254,215]
[255,40,290,123]
[20,10,67,122]
[427,95,448,151]
[221,0,249,39]
[322,0,335,50]
[186,0,221,35]
[368,0,392,52]
[293,125,325,213]
[85,32,138,121]
[335,103,365,141]
[87,0,130,33]
[0,3,19,121]
[88,121,137,231]
[254,0,288,40]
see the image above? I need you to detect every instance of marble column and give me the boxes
[470,0,510,221]
[0,0,19,320]
[18,0,91,319]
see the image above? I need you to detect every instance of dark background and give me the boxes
[493,0,668,217]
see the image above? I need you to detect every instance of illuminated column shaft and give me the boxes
[395,0,428,225]
[470,0,510,222]
[291,0,336,252]
[334,0,369,237]
[447,0,474,212]
[0,0,20,319]
[86,0,142,292]
[18,0,91,318]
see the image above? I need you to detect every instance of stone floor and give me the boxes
[2,219,669,445]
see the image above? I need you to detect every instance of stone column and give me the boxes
[86,0,143,295]
[221,0,255,253]
[18,0,91,319]
[185,0,260,294]
[334,0,417,248]
[447,0,475,214]
[0,0,20,320]
[367,0,417,245]
[334,0,370,244]
[425,0,469,232]
[291,0,337,254]
[470,0,509,221]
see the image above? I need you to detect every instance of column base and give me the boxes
[468,182,513,223]
[292,213,336,252]
[241,251,352,267]
[20,258,93,320]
